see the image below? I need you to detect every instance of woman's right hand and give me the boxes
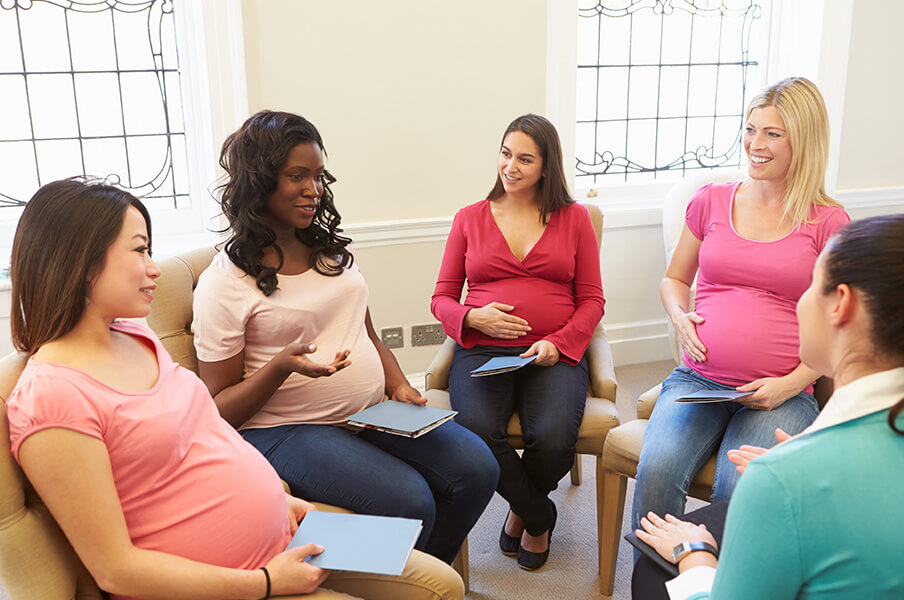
[277,343,351,378]
[464,302,531,339]
[265,543,330,596]
[672,311,707,363]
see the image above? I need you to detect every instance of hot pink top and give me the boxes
[685,182,850,389]
[6,321,291,600]
[431,200,605,365]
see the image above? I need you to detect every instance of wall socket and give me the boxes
[380,327,404,348]
[411,323,447,346]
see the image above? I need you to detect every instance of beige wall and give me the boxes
[837,0,904,190]
[241,0,547,222]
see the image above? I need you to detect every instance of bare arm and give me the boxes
[19,429,327,599]
[735,362,822,410]
[661,225,707,362]
[364,309,426,405]
[198,344,351,428]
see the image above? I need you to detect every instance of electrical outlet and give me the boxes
[380,327,404,348]
[411,323,447,346]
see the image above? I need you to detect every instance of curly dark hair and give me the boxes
[216,110,352,296]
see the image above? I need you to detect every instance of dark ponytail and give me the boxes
[821,215,904,435]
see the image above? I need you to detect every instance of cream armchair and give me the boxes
[423,203,620,593]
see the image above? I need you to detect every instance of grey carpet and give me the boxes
[462,359,711,600]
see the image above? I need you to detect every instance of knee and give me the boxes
[452,410,504,446]
[402,550,465,600]
[389,478,437,524]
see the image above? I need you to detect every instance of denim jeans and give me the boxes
[241,420,498,563]
[631,366,818,536]
[448,344,588,536]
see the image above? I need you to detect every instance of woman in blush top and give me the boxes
[631,77,850,537]
[192,111,498,565]
[431,114,605,571]
[5,179,463,600]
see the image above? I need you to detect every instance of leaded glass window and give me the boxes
[576,0,771,184]
[0,0,190,217]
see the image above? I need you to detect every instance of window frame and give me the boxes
[546,0,854,219]
[0,0,248,267]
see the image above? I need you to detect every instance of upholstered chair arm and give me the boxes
[587,324,617,402]
[636,383,661,420]
[424,338,456,392]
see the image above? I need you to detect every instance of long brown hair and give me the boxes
[10,178,151,354]
[821,215,904,434]
[486,114,573,224]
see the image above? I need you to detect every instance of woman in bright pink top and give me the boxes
[632,77,851,537]
[431,114,605,571]
[6,179,462,600]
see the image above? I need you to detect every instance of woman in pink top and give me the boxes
[631,77,851,538]
[6,179,462,600]
[432,114,605,571]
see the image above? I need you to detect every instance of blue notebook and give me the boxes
[287,511,422,575]
[346,400,457,438]
[469,355,537,377]
[676,390,753,403]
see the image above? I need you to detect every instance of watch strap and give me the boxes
[672,540,719,563]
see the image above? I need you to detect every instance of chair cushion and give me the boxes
[601,418,717,501]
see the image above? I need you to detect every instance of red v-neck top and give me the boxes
[431,200,605,364]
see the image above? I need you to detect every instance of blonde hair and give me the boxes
[746,77,841,224]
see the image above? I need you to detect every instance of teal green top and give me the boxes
[708,410,904,599]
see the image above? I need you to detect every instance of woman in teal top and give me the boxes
[635,214,904,599]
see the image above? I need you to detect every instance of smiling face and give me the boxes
[87,205,160,319]
[265,142,325,231]
[497,130,544,196]
[744,105,793,182]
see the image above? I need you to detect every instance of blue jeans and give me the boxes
[631,366,818,534]
[241,420,498,563]
[448,344,588,536]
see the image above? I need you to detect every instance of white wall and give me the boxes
[3,0,903,374]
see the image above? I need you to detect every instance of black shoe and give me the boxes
[517,502,557,571]
[499,511,520,556]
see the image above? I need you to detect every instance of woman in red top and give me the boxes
[431,114,605,571]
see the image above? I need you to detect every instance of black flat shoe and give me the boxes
[499,511,520,556]
[517,502,557,571]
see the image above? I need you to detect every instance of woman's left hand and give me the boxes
[635,512,718,564]
[520,340,560,367]
[286,494,317,535]
[735,376,804,410]
[391,384,428,406]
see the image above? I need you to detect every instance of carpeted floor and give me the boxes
[462,359,709,600]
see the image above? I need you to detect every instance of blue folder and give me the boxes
[287,511,422,575]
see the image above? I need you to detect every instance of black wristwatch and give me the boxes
[672,541,719,564]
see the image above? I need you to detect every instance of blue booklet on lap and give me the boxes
[470,355,537,377]
[287,511,422,575]
[676,390,753,403]
[346,400,457,438]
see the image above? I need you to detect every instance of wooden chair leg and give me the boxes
[571,454,583,485]
[598,460,627,596]
[452,536,469,593]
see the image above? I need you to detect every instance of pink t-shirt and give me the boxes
[685,182,850,388]
[6,321,291,600]
[192,251,384,428]
[431,200,605,365]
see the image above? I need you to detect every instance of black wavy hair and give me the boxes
[822,214,904,435]
[216,110,352,296]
